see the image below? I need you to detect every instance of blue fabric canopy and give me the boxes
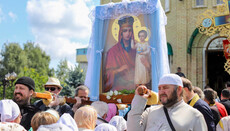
[85,0,170,101]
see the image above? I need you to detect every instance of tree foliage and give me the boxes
[60,65,85,97]
[0,42,86,100]
[0,67,48,100]
[0,42,51,77]
[66,65,85,88]
[55,59,70,86]
[0,43,27,78]
[0,42,50,100]
[23,42,50,76]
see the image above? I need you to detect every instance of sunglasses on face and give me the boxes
[45,87,57,91]
[79,96,89,100]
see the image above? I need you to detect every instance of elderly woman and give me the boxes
[0,99,21,123]
[31,109,59,131]
[74,106,97,131]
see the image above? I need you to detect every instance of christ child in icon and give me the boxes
[131,30,151,86]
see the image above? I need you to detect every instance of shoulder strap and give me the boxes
[163,106,176,131]
[97,117,108,123]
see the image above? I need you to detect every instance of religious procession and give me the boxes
[0,0,230,131]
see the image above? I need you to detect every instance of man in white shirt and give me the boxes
[127,74,207,131]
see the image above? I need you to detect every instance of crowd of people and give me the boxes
[0,77,127,131]
[0,73,229,131]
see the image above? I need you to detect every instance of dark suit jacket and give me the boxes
[220,99,230,115]
[188,98,215,131]
[19,104,40,130]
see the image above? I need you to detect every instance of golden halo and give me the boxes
[134,27,151,42]
[112,15,142,42]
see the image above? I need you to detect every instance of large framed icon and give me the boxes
[85,0,170,102]
[103,15,152,93]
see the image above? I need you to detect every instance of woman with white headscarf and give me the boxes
[0,99,26,131]
[109,116,127,131]
[95,123,117,131]
[0,99,21,123]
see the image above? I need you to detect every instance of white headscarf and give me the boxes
[109,116,127,131]
[95,123,117,131]
[58,113,78,131]
[0,99,20,122]
[37,123,72,131]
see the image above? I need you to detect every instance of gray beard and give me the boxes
[162,88,178,107]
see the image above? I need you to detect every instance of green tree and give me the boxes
[0,43,27,78]
[60,65,85,97]
[0,42,51,100]
[55,59,70,86]
[66,65,85,88]
[48,68,55,77]
[59,85,75,97]
[0,67,48,101]
[0,42,51,77]
[23,42,51,76]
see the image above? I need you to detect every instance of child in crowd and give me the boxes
[30,109,59,131]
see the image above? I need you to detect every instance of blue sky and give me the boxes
[0,0,100,69]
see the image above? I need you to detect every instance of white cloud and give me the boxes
[8,12,17,22]
[26,0,92,69]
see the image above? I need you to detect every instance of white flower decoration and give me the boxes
[117,99,122,103]
[106,95,111,100]
[109,90,114,96]
[114,90,118,95]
